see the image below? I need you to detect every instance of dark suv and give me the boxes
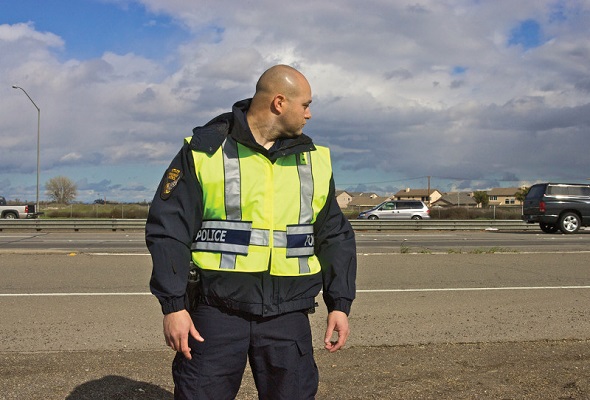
[522,183,590,234]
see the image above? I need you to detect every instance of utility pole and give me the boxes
[427,176,431,206]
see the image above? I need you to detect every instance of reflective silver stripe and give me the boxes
[201,220,251,231]
[295,153,314,270]
[194,241,249,254]
[223,137,241,220]
[251,228,270,246]
[287,247,315,257]
[220,254,236,270]
[220,137,240,270]
[273,231,287,247]
[287,224,313,235]
[297,151,314,224]
[299,257,310,274]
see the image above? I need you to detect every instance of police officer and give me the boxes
[147,64,357,399]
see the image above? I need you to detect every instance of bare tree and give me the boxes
[46,176,77,204]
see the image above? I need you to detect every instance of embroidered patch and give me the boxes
[160,168,183,200]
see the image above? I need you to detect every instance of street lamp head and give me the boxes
[12,85,19,89]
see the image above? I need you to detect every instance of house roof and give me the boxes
[394,188,441,197]
[434,192,477,206]
[347,196,388,207]
[348,192,379,198]
[487,187,521,196]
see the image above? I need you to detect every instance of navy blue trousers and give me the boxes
[172,305,319,400]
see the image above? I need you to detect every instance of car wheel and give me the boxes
[539,223,558,233]
[411,215,422,220]
[368,215,378,220]
[558,212,580,234]
[3,212,17,219]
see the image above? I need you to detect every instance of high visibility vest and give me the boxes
[189,136,332,276]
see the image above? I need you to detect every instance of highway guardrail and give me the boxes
[0,219,143,231]
[0,219,539,232]
[350,219,539,231]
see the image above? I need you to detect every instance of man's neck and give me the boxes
[246,113,276,150]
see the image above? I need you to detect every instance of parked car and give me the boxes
[522,183,590,234]
[358,200,430,220]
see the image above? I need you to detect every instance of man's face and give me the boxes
[280,81,312,138]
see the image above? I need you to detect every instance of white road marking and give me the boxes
[2,286,590,297]
[357,286,590,293]
[0,292,152,297]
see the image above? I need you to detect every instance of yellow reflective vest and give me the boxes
[188,136,332,276]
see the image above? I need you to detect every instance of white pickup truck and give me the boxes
[0,196,39,219]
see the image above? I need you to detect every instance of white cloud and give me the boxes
[59,152,83,162]
[2,0,590,202]
[0,22,63,47]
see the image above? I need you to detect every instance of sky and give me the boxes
[1,0,590,203]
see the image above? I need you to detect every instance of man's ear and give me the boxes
[272,94,286,114]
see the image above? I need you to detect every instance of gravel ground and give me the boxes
[1,339,589,399]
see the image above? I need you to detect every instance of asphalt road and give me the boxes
[1,230,589,399]
[1,228,589,253]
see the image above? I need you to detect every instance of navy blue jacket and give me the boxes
[146,99,357,317]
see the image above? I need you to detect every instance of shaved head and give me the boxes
[254,64,309,99]
[247,64,312,148]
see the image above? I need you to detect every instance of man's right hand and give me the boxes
[163,309,204,360]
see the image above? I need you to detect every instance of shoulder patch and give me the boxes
[160,168,183,200]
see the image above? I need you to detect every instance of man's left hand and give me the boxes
[324,310,349,352]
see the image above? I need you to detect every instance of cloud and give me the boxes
[2,0,590,202]
[59,152,83,163]
[0,22,63,47]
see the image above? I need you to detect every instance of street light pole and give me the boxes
[12,85,41,213]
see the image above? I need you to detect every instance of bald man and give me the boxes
[147,64,357,399]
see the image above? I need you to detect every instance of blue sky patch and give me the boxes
[0,0,188,60]
[508,19,543,49]
[452,66,467,75]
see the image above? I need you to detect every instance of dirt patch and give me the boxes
[1,340,589,399]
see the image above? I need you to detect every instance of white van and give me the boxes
[358,200,430,220]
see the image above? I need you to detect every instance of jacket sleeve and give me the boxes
[146,142,203,314]
[314,176,357,315]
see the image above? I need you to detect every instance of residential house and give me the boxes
[347,195,389,212]
[335,190,353,209]
[336,191,380,209]
[487,187,523,206]
[393,188,443,205]
[432,192,478,207]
